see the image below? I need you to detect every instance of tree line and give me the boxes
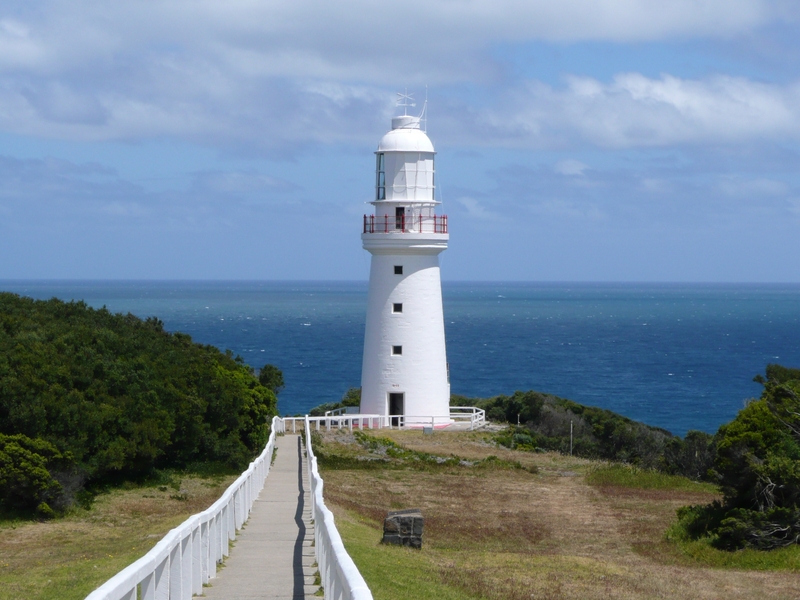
[0,292,280,518]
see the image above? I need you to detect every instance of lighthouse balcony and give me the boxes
[362,214,448,234]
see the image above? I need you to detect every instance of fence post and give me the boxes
[192,524,202,595]
[169,544,182,599]
[181,533,192,600]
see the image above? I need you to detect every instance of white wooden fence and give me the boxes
[284,406,486,434]
[84,405,485,600]
[84,416,286,600]
[304,415,374,600]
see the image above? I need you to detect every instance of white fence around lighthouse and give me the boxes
[282,406,486,433]
[84,416,286,600]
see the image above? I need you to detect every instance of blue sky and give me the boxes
[1,0,799,281]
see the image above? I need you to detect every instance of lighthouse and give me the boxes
[359,99,450,426]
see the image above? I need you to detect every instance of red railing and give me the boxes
[362,214,448,234]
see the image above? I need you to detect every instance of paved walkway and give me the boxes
[202,434,320,599]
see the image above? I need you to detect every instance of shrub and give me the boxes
[0,434,69,517]
[677,365,800,550]
[484,390,679,471]
[309,387,361,416]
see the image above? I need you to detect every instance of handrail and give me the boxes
[85,416,286,600]
[284,407,486,432]
[305,415,374,600]
[362,214,448,234]
[450,406,486,430]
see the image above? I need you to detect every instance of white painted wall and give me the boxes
[359,249,450,421]
[360,114,451,424]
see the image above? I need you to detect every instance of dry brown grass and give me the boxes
[0,474,236,600]
[319,428,800,600]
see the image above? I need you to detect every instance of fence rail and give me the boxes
[285,407,486,433]
[305,416,374,600]
[449,406,487,429]
[84,405,485,600]
[84,416,286,600]
[363,214,448,234]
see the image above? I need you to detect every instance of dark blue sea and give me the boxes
[2,280,799,437]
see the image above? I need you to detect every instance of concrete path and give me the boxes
[202,435,320,599]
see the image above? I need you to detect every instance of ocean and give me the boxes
[2,280,799,437]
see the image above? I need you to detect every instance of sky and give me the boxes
[1,0,800,282]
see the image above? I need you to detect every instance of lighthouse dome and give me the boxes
[377,115,435,153]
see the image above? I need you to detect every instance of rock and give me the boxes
[382,509,423,549]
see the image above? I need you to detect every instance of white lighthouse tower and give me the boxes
[359,97,450,426]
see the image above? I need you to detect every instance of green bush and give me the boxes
[483,390,683,473]
[715,507,800,550]
[0,434,68,517]
[258,364,285,395]
[309,387,361,416]
[661,430,715,480]
[0,292,279,514]
[677,364,800,550]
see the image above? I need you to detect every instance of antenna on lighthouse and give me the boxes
[420,85,428,132]
[396,89,416,116]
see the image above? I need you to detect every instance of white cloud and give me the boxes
[485,74,800,148]
[555,159,588,176]
[455,196,501,220]
[529,199,606,221]
[191,170,297,197]
[0,1,794,150]
[718,177,789,197]
[0,18,44,69]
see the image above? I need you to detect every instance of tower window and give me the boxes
[392,303,403,313]
[392,345,402,355]
[394,265,403,275]
[376,153,385,200]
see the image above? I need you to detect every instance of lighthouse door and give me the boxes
[389,393,404,427]
[395,207,405,231]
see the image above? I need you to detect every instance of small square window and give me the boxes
[394,265,403,275]
[392,345,402,355]
[392,303,403,313]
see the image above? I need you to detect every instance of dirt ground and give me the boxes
[318,428,800,600]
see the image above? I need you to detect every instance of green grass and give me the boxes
[0,473,236,600]
[335,515,483,600]
[585,464,718,493]
[665,525,800,571]
[665,511,800,571]
[0,537,152,600]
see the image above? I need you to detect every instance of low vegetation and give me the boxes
[0,471,237,600]
[461,365,800,553]
[456,390,715,480]
[0,292,279,518]
[315,428,800,600]
[308,386,361,416]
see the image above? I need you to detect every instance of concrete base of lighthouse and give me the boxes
[359,234,451,425]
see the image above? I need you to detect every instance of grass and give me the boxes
[316,428,800,599]
[585,463,719,492]
[6,429,800,599]
[587,466,800,572]
[334,516,482,600]
[0,472,237,600]
[667,534,800,570]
